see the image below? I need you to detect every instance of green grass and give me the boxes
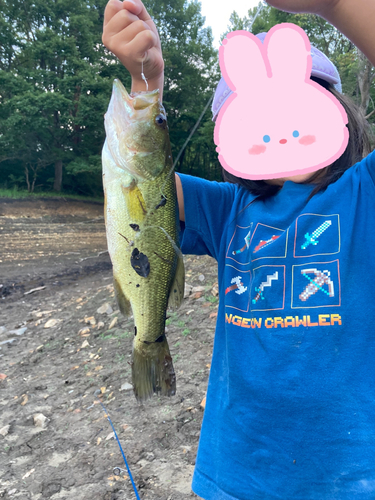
[206,295,218,304]
[0,187,103,202]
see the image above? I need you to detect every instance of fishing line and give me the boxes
[141,60,149,91]
[154,93,214,203]
[250,0,267,30]
[99,401,141,500]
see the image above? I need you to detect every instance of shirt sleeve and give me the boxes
[361,149,375,186]
[178,173,238,260]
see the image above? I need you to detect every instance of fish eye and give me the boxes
[263,135,271,143]
[155,114,167,129]
[293,130,300,138]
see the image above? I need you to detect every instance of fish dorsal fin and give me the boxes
[113,276,132,317]
[168,250,185,310]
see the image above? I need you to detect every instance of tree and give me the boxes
[0,0,222,192]
[145,0,220,178]
[0,0,120,194]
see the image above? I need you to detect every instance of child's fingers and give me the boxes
[113,28,158,63]
[122,0,153,23]
[103,8,140,41]
[103,0,124,27]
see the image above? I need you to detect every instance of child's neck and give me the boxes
[266,170,323,186]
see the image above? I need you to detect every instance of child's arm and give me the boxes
[102,0,164,99]
[266,0,375,67]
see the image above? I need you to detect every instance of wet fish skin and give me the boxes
[102,80,184,402]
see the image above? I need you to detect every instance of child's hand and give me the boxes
[102,0,164,96]
[265,0,375,67]
[265,0,340,16]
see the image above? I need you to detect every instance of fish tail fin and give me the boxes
[132,336,176,402]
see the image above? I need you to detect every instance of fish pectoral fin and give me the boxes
[113,276,132,317]
[167,251,185,310]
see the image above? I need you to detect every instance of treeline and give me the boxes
[0,1,374,197]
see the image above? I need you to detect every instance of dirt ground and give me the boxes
[0,198,219,500]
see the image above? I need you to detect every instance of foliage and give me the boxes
[1,1,373,199]
[0,0,222,196]
[0,0,124,195]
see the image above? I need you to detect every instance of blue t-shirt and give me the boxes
[179,150,375,500]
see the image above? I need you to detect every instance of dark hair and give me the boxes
[222,77,373,199]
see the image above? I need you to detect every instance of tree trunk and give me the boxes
[54,159,63,191]
[357,50,375,115]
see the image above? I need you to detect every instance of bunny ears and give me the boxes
[213,23,349,181]
[212,25,342,121]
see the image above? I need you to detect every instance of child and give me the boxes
[102,1,375,498]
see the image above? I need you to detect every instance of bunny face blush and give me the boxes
[214,24,349,181]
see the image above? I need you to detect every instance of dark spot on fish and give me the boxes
[143,334,165,345]
[136,284,140,288]
[155,114,167,129]
[131,248,150,278]
[118,232,130,244]
[155,196,167,210]
[174,289,177,293]
[129,224,140,231]
[134,326,137,337]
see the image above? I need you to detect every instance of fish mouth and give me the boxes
[112,79,159,112]
[104,80,165,180]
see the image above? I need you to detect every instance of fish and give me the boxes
[102,79,185,402]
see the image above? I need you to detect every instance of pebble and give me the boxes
[0,339,16,346]
[85,316,96,325]
[97,321,105,329]
[198,274,205,282]
[184,283,193,298]
[81,340,90,349]
[8,327,28,336]
[44,319,59,328]
[0,425,10,437]
[119,382,133,392]
[34,413,48,428]
[97,303,113,315]
[108,317,118,330]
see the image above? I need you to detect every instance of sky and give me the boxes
[200,0,262,48]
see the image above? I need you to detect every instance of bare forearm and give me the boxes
[321,0,375,66]
[266,0,375,66]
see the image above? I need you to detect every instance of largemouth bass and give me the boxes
[102,79,185,402]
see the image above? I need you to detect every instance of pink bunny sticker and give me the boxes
[214,24,349,180]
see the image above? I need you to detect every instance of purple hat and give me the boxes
[212,31,342,121]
